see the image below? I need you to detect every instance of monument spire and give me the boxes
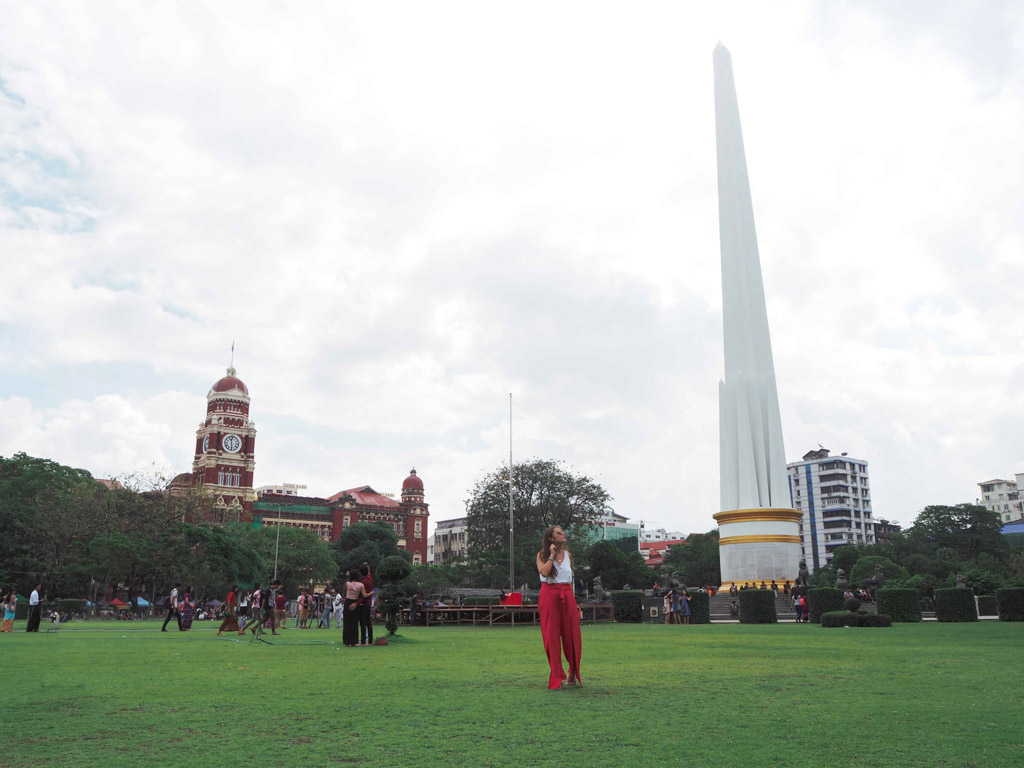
[712,44,802,591]
[713,43,788,512]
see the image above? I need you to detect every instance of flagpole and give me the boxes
[274,505,282,582]
[509,393,514,592]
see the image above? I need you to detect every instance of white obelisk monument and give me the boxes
[711,43,802,590]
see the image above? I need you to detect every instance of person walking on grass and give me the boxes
[241,583,262,636]
[26,584,43,632]
[2,588,16,632]
[332,588,343,630]
[679,588,692,625]
[161,583,182,632]
[536,525,582,690]
[275,589,287,629]
[217,585,238,636]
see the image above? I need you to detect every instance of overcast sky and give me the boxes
[2,2,1022,539]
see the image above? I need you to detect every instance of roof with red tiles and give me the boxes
[326,486,402,509]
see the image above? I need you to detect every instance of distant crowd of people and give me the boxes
[154,563,380,647]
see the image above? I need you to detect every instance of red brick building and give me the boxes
[170,366,257,522]
[253,469,430,563]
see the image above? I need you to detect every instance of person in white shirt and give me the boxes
[26,584,43,632]
[333,589,344,629]
[536,526,582,690]
[161,583,182,632]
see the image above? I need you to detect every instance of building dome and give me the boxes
[169,472,193,487]
[402,468,424,491]
[212,366,249,396]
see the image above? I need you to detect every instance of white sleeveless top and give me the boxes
[540,551,573,585]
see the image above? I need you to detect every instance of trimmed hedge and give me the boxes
[687,591,710,625]
[739,589,776,624]
[843,597,863,612]
[807,588,843,623]
[996,587,1024,621]
[935,587,978,622]
[876,589,922,622]
[820,611,892,628]
[821,610,861,627]
[610,590,643,623]
[976,595,997,617]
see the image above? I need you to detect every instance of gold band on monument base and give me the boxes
[713,508,802,525]
[718,534,802,546]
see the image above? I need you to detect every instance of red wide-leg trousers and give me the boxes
[538,582,582,690]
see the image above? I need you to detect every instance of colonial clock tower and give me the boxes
[191,366,257,522]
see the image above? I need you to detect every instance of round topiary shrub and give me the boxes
[843,597,862,613]
[821,610,861,628]
[687,590,710,625]
[935,587,978,622]
[807,588,844,623]
[859,613,893,627]
[876,588,922,622]
[376,555,412,583]
[976,595,997,617]
[995,587,1024,621]
[739,589,777,624]
[610,590,643,623]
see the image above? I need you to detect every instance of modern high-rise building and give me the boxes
[977,476,1024,523]
[787,447,875,572]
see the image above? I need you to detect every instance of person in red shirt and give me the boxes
[358,563,374,646]
[217,585,238,636]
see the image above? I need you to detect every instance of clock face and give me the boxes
[202,435,209,453]
[222,434,242,453]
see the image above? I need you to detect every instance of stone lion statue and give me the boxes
[795,559,810,587]
[873,563,885,588]
[835,568,849,590]
[593,576,610,602]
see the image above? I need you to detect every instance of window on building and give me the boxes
[343,516,351,528]
[415,519,422,533]
[413,553,422,565]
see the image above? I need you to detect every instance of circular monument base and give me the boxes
[713,507,803,590]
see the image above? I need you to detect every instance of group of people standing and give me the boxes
[662,588,692,624]
[189,563,377,646]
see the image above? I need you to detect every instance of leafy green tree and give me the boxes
[831,545,861,577]
[906,504,1008,561]
[0,453,101,594]
[240,525,337,592]
[466,459,609,589]
[588,540,654,590]
[849,556,909,586]
[332,522,411,577]
[376,556,412,635]
[662,530,720,588]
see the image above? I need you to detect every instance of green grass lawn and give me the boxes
[1,618,1021,767]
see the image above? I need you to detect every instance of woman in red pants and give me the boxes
[536,525,582,690]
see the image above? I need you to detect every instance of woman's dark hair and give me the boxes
[359,564,370,577]
[348,569,362,582]
[539,525,568,578]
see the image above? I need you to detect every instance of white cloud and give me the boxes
[1,2,1023,537]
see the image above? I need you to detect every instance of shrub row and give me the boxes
[807,588,843,623]
[820,611,893,628]
[688,591,710,625]
[935,587,978,622]
[610,591,643,623]
[739,589,776,624]
[876,588,922,622]
[996,587,1024,621]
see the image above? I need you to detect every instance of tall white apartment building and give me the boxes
[977,475,1024,523]
[432,517,469,564]
[787,447,875,572]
